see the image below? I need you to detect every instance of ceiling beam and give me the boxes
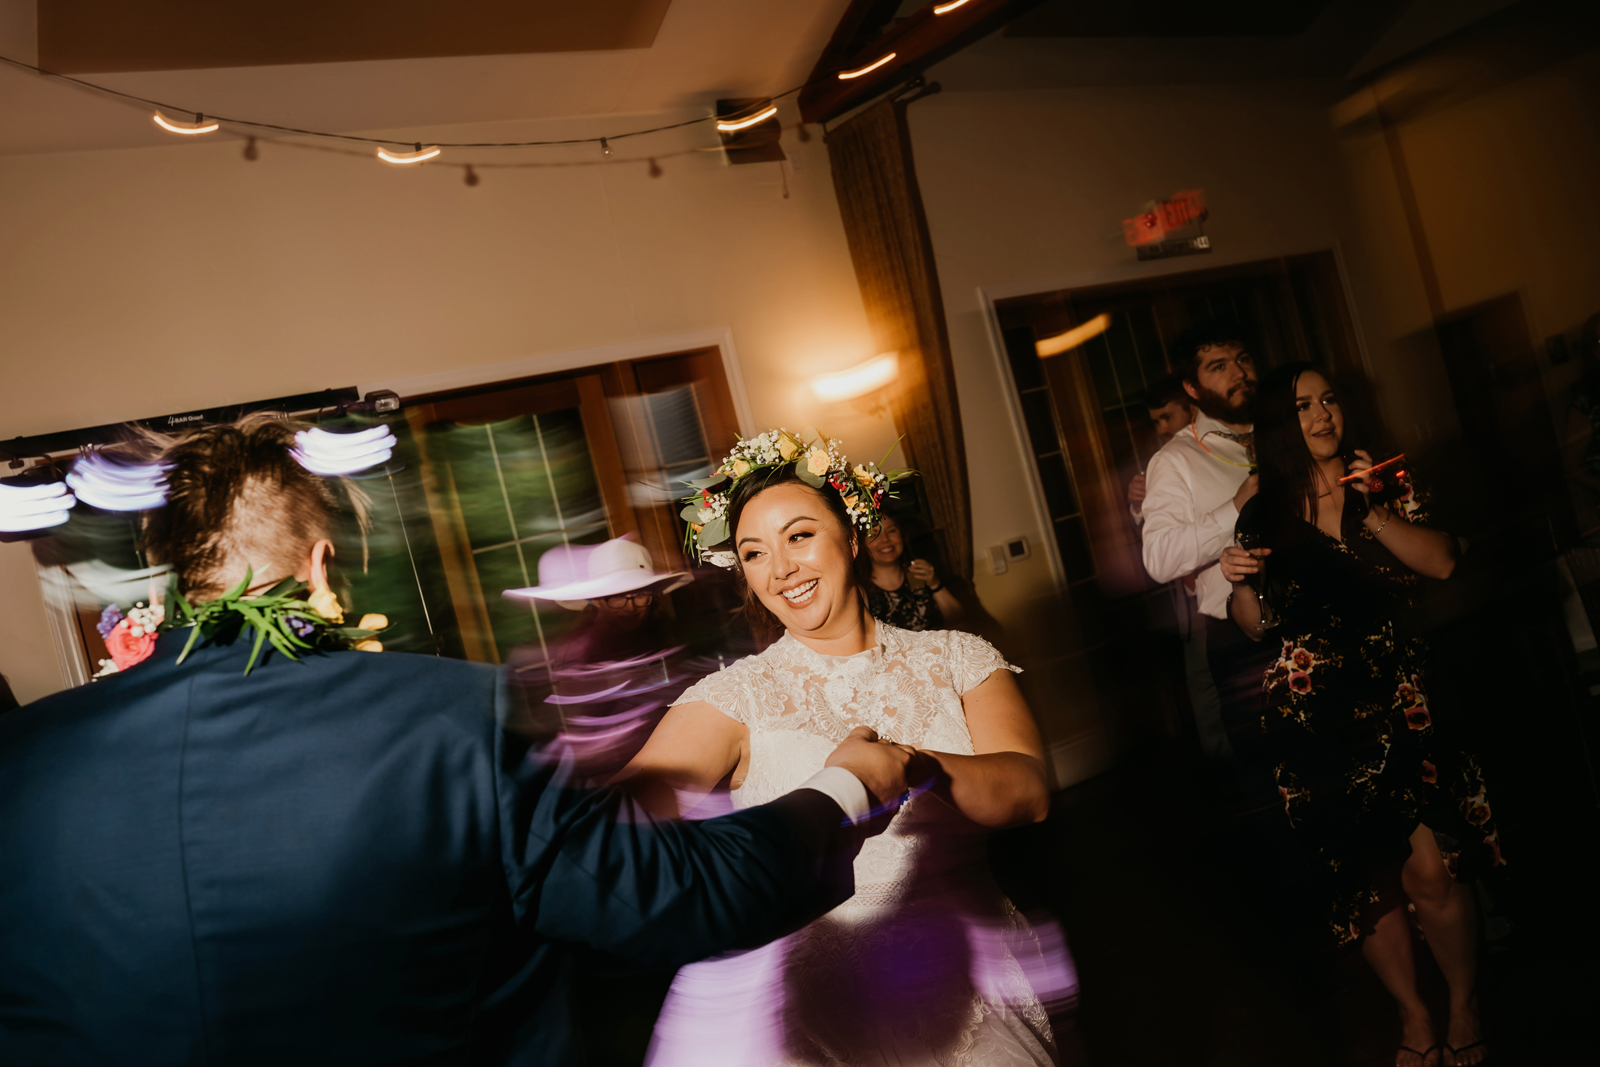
[799,0,1049,124]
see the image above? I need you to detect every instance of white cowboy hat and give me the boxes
[504,534,690,610]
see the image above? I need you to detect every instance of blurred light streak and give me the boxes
[811,352,900,401]
[1035,313,1112,357]
[292,425,397,475]
[0,481,76,532]
[66,454,169,511]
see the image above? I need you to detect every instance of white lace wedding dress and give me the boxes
[645,623,1070,1067]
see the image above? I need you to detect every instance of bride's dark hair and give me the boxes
[724,465,874,637]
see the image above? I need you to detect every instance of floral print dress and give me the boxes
[1236,476,1504,947]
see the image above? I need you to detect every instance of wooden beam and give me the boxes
[799,0,1048,125]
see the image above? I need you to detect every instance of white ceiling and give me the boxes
[0,0,853,155]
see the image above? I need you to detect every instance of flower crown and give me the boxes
[680,429,906,569]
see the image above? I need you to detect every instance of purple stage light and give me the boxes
[66,453,170,512]
[292,426,397,476]
[0,480,76,532]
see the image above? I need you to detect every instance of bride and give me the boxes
[618,431,1067,1066]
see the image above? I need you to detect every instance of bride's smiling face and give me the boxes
[736,482,860,636]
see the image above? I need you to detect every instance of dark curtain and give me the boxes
[826,99,973,582]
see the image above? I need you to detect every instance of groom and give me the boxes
[0,418,916,1066]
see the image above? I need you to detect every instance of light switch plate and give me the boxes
[989,544,1009,575]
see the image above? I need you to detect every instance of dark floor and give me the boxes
[989,738,1598,1067]
[580,731,1598,1067]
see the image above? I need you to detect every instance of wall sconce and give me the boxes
[811,353,900,401]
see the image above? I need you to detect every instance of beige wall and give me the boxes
[906,80,1365,782]
[0,108,898,702]
[1332,47,1600,438]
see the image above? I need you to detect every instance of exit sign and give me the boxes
[1123,189,1207,247]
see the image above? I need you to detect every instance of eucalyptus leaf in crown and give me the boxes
[680,428,909,568]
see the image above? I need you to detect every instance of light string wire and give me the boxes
[0,51,833,150]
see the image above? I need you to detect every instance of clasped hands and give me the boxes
[824,725,938,810]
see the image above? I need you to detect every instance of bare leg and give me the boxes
[1361,903,1439,1067]
[1401,824,1483,1065]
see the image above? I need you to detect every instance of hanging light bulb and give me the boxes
[0,480,76,533]
[933,0,976,13]
[601,137,611,157]
[376,143,441,165]
[796,123,812,143]
[715,105,778,133]
[292,426,398,476]
[838,53,896,80]
[65,454,170,512]
[647,157,663,178]
[242,136,259,161]
[464,165,480,186]
[153,111,219,135]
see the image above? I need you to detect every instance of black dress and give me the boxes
[866,579,946,632]
[1236,475,1504,947]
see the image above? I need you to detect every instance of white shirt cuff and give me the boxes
[797,766,872,825]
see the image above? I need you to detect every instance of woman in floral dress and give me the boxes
[1222,364,1501,1067]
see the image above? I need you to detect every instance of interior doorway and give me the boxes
[993,251,1364,751]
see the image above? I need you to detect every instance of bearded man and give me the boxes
[1140,320,1267,776]
[0,417,916,1066]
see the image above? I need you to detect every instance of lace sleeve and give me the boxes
[944,631,1021,694]
[671,667,752,724]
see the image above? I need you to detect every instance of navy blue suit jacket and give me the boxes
[0,632,854,1065]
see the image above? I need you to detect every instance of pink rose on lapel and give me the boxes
[104,620,156,670]
[100,602,165,672]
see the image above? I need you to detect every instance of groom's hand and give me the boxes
[825,726,917,808]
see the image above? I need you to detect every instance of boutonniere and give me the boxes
[141,570,390,675]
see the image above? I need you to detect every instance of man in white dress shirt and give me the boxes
[1140,320,1269,771]
[1129,375,1229,763]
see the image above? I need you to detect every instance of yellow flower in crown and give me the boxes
[778,434,801,460]
[731,458,751,476]
[805,448,831,476]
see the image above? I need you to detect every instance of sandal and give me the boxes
[1446,1041,1489,1065]
[1397,1044,1442,1067]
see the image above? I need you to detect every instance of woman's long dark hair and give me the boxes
[722,465,874,638]
[1252,361,1388,545]
[1253,362,1327,542]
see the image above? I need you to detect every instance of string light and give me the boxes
[648,157,663,178]
[242,136,258,160]
[376,143,440,165]
[838,53,897,80]
[812,353,899,400]
[0,51,930,164]
[1035,313,1112,358]
[463,165,479,186]
[715,105,778,133]
[933,0,976,13]
[152,111,218,135]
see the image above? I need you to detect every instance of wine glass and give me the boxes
[1234,527,1279,630]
